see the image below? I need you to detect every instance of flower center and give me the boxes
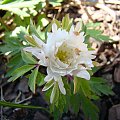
[56,43,73,64]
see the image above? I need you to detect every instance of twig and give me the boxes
[14,91,22,103]
[15,95,32,104]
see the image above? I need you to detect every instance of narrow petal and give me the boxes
[76,70,90,80]
[69,25,74,34]
[23,47,41,59]
[52,23,57,33]
[75,21,82,32]
[58,80,66,95]
[44,75,53,82]
[54,75,66,95]
[32,35,45,48]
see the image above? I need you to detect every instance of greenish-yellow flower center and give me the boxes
[56,43,73,64]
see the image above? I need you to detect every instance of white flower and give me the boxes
[24,22,96,103]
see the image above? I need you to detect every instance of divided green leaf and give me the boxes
[21,50,37,64]
[80,91,99,120]
[89,77,114,96]
[8,64,35,82]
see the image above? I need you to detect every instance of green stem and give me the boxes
[0,100,50,113]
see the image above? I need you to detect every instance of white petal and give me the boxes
[76,70,90,80]
[32,35,45,48]
[75,21,82,32]
[54,75,66,95]
[69,25,74,34]
[24,47,41,59]
[44,75,53,82]
[58,80,66,95]
[52,23,57,33]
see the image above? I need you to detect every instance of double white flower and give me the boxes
[24,22,95,100]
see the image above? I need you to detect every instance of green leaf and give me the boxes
[0,0,41,18]
[80,91,99,120]
[70,94,81,113]
[8,64,35,82]
[86,29,111,41]
[86,22,101,28]
[0,101,49,113]
[89,77,114,96]
[36,72,45,86]
[74,77,91,98]
[21,50,37,64]
[2,0,15,4]
[57,92,67,113]
[98,35,111,41]
[62,14,70,30]
[79,78,92,98]
[29,20,41,40]
[42,80,54,91]
[86,29,102,37]
[7,53,22,67]
[28,67,39,93]
[11,26,28,40]
[50,82,59,103]
[6,53,25,77]
[53,19,61,28]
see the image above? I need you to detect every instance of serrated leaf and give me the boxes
[89,77,114,96]
[6,53,24,77]
[28,67,38,93]
[9,8,30,17]
[86,29,102,37]
[86,22,101,28]
[74,77,91,98]
[29,20,41,40]
[86,29,111,41]
[70,94,81,113]
[97,35,111,41]
[7,53,22,67]
[79,78,92,98]
[21,50,37,64]
[80,91,99,120]
[8,64,35,82]
[57,92,66,112]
